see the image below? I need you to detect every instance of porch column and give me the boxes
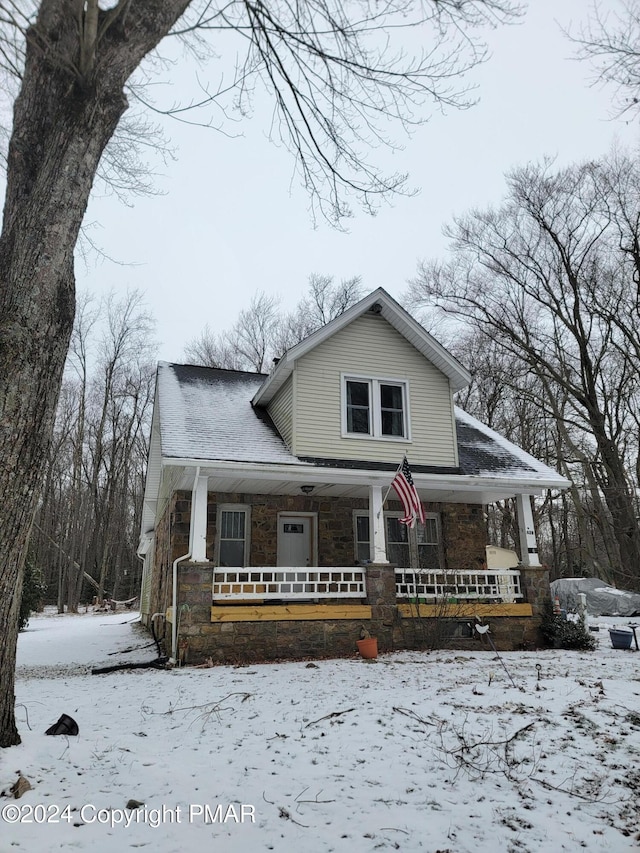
[515,493,540,567]
[369,485,389,564]
[191,475,209,562]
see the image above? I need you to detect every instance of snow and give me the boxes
[157,363,300,465]
[3,609,640,852]
[595,587,629,597]
[454,406,569,485]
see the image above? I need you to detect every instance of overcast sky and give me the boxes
[75,0,639,363]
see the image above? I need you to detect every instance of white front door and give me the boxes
[277,515,314,567]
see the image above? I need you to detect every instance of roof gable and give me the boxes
[150,363,567,489]
[252,288,471,406]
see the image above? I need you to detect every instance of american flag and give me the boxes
[391,457,425,528]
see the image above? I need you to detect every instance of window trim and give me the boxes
[216,504,251,567]
[341,373,411,441]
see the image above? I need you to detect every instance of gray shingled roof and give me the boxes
[158,362,299,464]
[156,362,563,483]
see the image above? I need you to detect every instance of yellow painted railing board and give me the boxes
[211,604,372,622]
[398,603,532,618]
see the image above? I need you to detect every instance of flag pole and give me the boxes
[378,457,406,517]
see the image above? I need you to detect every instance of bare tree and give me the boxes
[0,0,519,746]
[30,290,156,612]
[184,274,363,369]
[569,0,640,118]
[183,325,248,371]
[452,328,622,578]
[274,274,363,353]
[410,152,640,589]
[233,292,282,372]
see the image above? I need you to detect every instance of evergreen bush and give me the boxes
[540,601,596,651]
[19,561,46,631]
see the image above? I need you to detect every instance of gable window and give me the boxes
[380,383,404,437]
[354,511,441,569]
[217,505,250,567]
[343,376,409,440]
[346,381,371,434]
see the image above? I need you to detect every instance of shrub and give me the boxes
[540,601,596,651]
[19,561,47,631]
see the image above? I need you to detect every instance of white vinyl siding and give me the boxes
[267,374,294,449]
[293,313,458,465]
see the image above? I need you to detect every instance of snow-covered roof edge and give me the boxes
[455,406,571,487]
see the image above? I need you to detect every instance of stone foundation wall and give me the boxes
[171,560,550,663]
[178,564,384,663]
[518,564,551,647]
[394,612,541,652]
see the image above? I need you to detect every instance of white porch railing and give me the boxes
[212,568,366,600]
[395,568,522,602]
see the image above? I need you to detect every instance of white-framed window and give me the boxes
[355,514,371,563]
[342,375,410,440]
[217,504,250,567]
[354,510,441,569]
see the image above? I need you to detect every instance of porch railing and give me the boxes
[211,566,522,602]
[395,568,522,602]
[212,568,366,600]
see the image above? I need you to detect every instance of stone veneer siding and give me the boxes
[147,489,549,660]
[165,490,488,569]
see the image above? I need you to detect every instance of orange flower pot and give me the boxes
[356,638,378,659]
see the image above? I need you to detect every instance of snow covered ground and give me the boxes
[2,609,640,853]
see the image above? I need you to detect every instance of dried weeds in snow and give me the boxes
[2,610,640,852]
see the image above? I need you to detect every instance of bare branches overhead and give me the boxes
[184,273,362,371]
[0,0,522,217]
[569,0,640,118]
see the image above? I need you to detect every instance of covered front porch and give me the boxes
[167,460,544,572]
[143,461,551,663]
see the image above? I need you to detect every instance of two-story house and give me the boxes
[138,288,569,663]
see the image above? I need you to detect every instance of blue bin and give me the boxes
[609,629,633,650]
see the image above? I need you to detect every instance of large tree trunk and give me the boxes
[0,0,189,748]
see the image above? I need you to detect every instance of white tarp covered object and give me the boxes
[551,577,640,617]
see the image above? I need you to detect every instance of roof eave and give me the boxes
[159,455,569,492]
[252,288,471,405]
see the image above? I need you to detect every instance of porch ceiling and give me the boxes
[172,468,538,505]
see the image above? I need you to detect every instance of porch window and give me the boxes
[417,516,440,570]
[342,375,409,439]
[385,515,410,566]
[217,505,250,567]
[355,515,371,562]
[354,511,441,568]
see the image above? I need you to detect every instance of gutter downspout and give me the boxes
[171,466,201,664]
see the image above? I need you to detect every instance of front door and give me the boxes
[277,515,314,567]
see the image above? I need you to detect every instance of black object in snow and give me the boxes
[45,714,79,736]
